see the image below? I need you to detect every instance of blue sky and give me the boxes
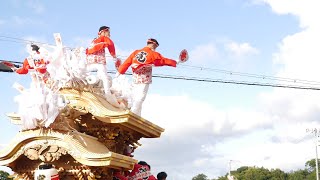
[1,0,320,179]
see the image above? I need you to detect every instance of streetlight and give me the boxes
[306,128,319,180]
[316,144,319,180]
[228,160,235,180]
[315,131,319,180]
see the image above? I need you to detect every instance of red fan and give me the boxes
[179,49,189,63]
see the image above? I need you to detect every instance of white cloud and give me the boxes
[271,28,320,81]
[189,43,219,65]
[225,41,259,58]
[27,0,45,14]
[142,94,272,138]
[133,3,320,175]
[262,0,320,29]
[71,37,92,48]
[133,94,278,179]
[12,16,42,26]
[134,92,317,179]
[251,0,320,173]
[114,46,134,59]
[0,16,44,29]
[12,0,45,14]
[258,89,320,123]
[231,140,315,171]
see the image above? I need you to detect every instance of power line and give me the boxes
[2,60,320,91]
[179,64,320,86]
[107,70,320,91]
[1,34,320,84]
[0,35,72,49]
[3,34,319,86]
[153,75,320,90]
[0,35,32,43]
[2,35,320,90]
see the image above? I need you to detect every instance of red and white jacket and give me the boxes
[127,163,157,180]
[118,47,177,84]
[16,51,48,75]
[86,36,116,65]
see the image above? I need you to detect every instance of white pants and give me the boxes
[86,64,122,107]
[131,83,149,116]
[86,64,111,94]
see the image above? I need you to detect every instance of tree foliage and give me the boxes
[192,173,210,180]
[305,159,316,172]
[193,159,320,180]
[0,170,11,180]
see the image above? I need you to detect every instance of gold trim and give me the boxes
[7,89,165,138]
[0,129,137,170]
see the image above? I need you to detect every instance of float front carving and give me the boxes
[24,144,67,162]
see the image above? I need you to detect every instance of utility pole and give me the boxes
[229,160,232,178]
[307,128,319,180]
[228,160,235,180]
[316,140,319,180]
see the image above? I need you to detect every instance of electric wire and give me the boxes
[106,70,320,91]
[1,35,320,90]
[179,64,320,86]
[1,59,320,91]
[2,34,320,86]
[0,35,72,49]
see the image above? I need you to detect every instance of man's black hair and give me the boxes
[157,171,167,180]
[31,44,40,52]
[147,38,159,46]
[138,161,151,170]
[99,26,110,32]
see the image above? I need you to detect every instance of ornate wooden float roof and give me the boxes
[1,88,165,174]
[7,88,165,138]
[0,129,136,170]
[60,88,164,138]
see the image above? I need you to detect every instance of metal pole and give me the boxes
[316,132,319,180]
[228,160,232,180]
[306,128,320,180]
[229,160,232,176]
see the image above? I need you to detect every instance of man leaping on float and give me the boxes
[86,26,121,106]
[116,38,188,116]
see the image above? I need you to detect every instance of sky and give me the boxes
[1,0,320,179]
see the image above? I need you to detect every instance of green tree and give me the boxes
[305,171,317,180]
[192,173,210,180]
[194,158,320,180]
[236,166,248,174]
[287,169,308,180]
[237,167,271,180]
[304,158,320,180]
[269,168,287,180]
[0,170,11,180]
[305,159,318,172]
[215,176,228,180]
